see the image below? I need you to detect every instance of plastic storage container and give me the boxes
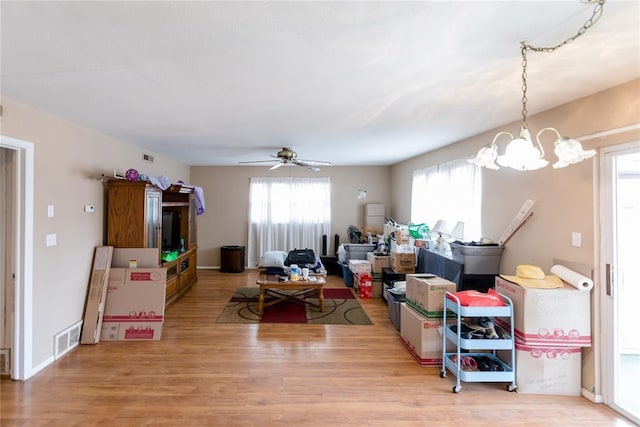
[343,244,376,261]
[449,243,504,275]
[340,262,354,287]
[387,288,405,331]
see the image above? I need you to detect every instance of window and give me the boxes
[411,158,481,241]
[248,176,331,267]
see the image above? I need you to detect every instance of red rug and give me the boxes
[216,287,373,325]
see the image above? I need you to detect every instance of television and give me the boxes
[162,211,182,251]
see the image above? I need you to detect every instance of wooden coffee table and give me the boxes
[256,271,326,314]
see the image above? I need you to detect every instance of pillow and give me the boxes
[258,251,288,268]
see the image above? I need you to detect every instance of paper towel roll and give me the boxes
[550,264,594,291]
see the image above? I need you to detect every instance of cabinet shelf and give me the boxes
[444,325,513,350]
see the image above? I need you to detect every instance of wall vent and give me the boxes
[143,153,154,163]
[54,320,83,360]
[0,349,10,375]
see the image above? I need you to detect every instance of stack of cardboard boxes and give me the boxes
[81,247,168,344]
[367,252,389,296]
[390,229,415,274]
[400,274,457,366]
[349,259,373,298]
[363,203,385,236]
[495,276,591,395]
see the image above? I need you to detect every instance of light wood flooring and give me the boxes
[0,270,634,426]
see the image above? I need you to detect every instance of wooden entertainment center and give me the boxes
[106,180,198,307]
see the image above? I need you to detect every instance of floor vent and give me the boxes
[0,349,10,375]
[54,320,83,360]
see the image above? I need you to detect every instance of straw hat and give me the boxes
[500,265,564,289]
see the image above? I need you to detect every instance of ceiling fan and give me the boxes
[238,147,332,171]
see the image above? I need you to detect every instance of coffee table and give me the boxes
[256,271,326,314]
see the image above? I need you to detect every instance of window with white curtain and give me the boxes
[411,158,482,241]
[247,176,331,267]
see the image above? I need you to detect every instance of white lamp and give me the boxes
[450,221,465,242]
[429,220,450,254]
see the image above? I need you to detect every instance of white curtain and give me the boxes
[247,176,331,267]
[411,158,482,241]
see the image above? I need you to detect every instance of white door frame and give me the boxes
[600,140,640,423]
[0,135,34,380]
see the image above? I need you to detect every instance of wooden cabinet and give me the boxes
[107,181,162,254]
[106,180,198,307]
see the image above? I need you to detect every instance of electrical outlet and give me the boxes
[47,205,54,218]
[84,205,95,213]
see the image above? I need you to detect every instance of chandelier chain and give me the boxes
[521,44,528,126]
[523,0,605,53]
[518,0,605,128]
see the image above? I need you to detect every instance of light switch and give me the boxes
[47,205,54,218]
[572,232,582,248]
[46,233,57,247]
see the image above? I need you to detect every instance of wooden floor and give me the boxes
[1,270,633,426]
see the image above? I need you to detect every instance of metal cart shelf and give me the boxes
[440,291,517,393]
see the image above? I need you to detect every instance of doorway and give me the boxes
[0,135,35,381]
[601,141,640,424]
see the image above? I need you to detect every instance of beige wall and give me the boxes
[0,97,190,371]
[1,77,638,391]
[190,165,391,267]
[391,78,640,397]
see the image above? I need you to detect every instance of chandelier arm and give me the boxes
[491,131,515,149]
[536,127,562,144]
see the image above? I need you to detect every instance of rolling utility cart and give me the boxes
[440,291,516,393]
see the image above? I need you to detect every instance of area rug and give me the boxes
[216,287,373,325]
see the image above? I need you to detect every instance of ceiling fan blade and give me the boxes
[238,160,279,164]
[269,162,286,170]
[296,159,332,166]
[292,160,321,171]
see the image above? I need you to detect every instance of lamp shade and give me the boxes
[497,127,549,171]
[429,220,449,237]
[450,221,465,241]
[552,138,596,168]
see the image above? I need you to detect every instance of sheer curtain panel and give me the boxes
[411,158,481,241]
[248,176,331,267]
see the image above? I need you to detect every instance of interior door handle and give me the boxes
[606,263,612,296]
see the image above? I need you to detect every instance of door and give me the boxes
[601,141,640,424]
[0,147,12,376]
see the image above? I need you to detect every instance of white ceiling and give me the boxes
[1,1,639,167]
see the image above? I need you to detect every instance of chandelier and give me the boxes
[469,0,604,171]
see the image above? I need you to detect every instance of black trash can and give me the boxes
[220,246,245,273]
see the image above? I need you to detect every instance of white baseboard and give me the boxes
[582,388,604,403]
[30,355,55,378]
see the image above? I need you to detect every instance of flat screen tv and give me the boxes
[162,211,182,251]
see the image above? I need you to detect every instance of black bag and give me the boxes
[284,248,316,266]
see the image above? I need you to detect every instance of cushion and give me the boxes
[258,251,288,268]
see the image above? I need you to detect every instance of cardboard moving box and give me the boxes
[366,252,390,273]
[100,268,167,341]
[495,276,591,347]
[499,342,582,396]
[390,251,415,274]
[405,274,457,318]
[400,303,454,366]
[80,246,114,344]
